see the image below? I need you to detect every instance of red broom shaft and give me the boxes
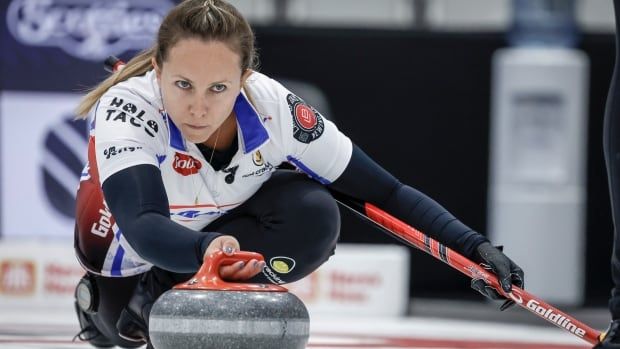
[364,202,601,345]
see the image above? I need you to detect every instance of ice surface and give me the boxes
[0,306,590,348]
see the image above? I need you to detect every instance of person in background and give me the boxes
[597,1,620,348]
[72,1,524,348]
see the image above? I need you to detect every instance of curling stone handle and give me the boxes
[174,250,288,292]
[201,250,264,280]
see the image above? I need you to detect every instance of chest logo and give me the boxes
[173,152,202,176]
[223,165,239,184]
[252,151,264,166]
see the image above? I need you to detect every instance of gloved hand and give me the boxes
[470,242,524,311]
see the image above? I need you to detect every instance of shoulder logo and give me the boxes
[104,97,159,137]
[286,94,324,144]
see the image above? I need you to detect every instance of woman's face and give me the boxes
[154,38,245,144]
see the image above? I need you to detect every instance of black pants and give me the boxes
[605,0,620,320]
[84,171,340,345]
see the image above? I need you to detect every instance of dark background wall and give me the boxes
[250,27,615,304]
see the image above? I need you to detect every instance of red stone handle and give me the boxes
[174,251,287,292]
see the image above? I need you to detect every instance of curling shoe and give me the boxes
[72,301,114,348]
[117,267,177,348]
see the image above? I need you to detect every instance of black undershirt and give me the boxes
[195,134,238,171]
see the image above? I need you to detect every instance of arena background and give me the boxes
[0,0,616,314]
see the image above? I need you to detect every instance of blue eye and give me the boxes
[175,80,191,89]
[211,84,227,93]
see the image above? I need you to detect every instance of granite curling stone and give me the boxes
[149,251,310,349]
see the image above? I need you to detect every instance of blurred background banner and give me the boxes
[5,0,172,62]
[0,91,87,237]
[1,0,173,90]
[0,0,174,237]
[0,0,618,309]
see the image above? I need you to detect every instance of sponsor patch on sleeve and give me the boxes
[286,94,324,144]
[102,145,143,160]
[103,96,159,137]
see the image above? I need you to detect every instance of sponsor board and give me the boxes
[286,244,409,317]
[6,0,173,61]
[0,260,36,295]
[0,240,409,317]
[0,240,83,309]
[1,91,87,237]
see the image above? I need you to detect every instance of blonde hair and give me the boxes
[76,0,257,118]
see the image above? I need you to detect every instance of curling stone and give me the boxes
[149,251,309,349]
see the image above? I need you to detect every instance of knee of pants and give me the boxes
[261,183,341,284]
[211,172,341,284]
[297,189,340,242]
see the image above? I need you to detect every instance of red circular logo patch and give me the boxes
[295,104,317,130]
[287,94,324,144]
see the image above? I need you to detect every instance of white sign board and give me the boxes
[0,239,83,310]
[1,91,87,237]
[287,244,410,317]
[0,240,410,318]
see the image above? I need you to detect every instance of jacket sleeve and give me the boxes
[102,164,222,273]
[329,144,488,257]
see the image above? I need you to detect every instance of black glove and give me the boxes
[470,242,524,311]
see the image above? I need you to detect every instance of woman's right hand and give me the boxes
[203,235,265,281]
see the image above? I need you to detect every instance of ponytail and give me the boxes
[75,47,156,118]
